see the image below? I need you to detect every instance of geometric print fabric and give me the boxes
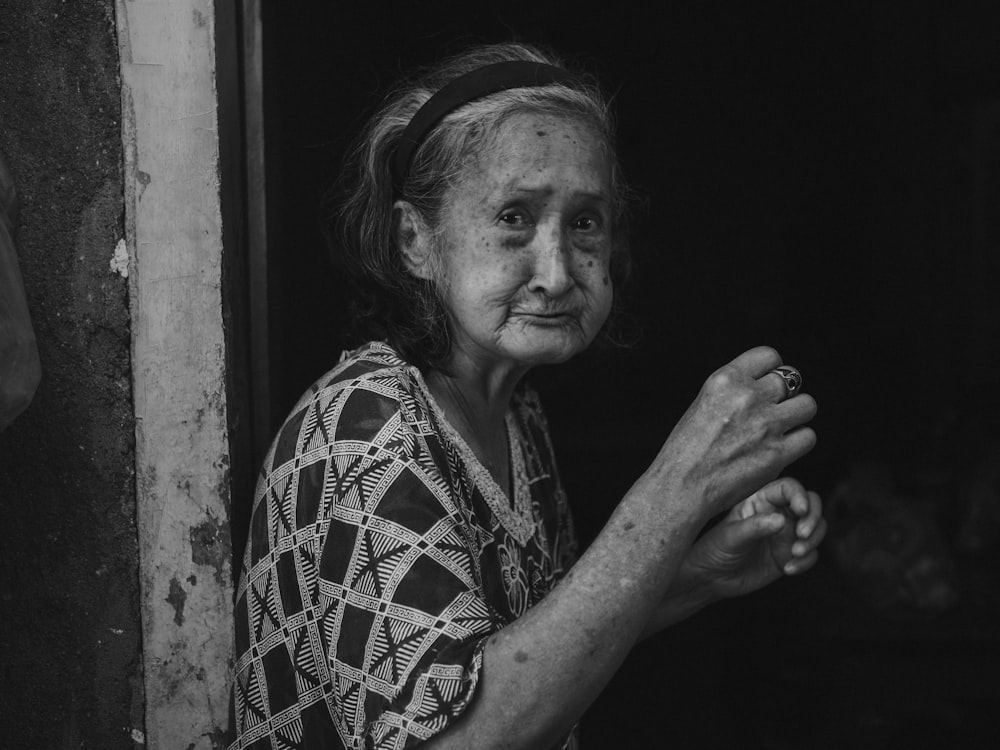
[230,342,578,749]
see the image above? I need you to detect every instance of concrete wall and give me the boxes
[1,1,234,747]
[116,0,233,746]
[0,1,144,747]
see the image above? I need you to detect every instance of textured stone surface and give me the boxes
[117,0,234,746]
[0,1,143,747]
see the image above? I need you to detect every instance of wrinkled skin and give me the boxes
[399,113,614,376]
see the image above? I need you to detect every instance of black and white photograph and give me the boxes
[1,2,998,748]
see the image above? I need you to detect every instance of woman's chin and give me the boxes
[503,330,591,367]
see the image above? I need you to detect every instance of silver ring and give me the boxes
[770,365,803,400]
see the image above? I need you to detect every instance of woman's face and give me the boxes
[430,112,615,373]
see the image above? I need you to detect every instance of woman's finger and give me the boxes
[796,491,823,537]
[723,512,787,550]
[772,392,819,433]
[728,346,783,379]
[789,484,811,518]
[779,425,818,465]
[784,549,819,575]
[744,476,807,514]
[759,369,792,403]
[792,517,827,555]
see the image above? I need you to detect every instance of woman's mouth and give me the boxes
[513,310,576,326]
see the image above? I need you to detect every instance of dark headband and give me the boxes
[392,61,578,195]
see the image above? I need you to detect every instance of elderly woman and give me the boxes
[230,43,824,750]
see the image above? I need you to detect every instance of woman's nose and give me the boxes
[526,226,574,297]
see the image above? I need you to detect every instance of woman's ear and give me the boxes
[394,200,435,281]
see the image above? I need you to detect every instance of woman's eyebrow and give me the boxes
[497,185,610,205]
[574,190,611,205]
[499,184,554,198]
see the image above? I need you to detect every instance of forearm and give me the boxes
[425,482,706,749]
[638,554,718,640]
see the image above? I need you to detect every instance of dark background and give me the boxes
[255,2,1000,747]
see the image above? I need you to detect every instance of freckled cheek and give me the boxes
[571,249,611,285]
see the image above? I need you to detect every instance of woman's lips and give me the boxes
[513,310,576,325]
[512,306,575,316]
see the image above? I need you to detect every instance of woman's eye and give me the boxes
[499,210,532,227]
[573,215,601,232]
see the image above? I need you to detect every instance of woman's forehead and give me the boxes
[464,113,611,191]
[490,111,603,150]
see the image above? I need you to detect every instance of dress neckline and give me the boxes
[410,367,536,545]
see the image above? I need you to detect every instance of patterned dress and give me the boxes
[230,342,579,749]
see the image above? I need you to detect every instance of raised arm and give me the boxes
[425,347,817,749]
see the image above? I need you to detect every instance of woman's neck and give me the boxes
[424,353,527,495]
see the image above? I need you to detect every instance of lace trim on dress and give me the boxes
[411,367,537,546]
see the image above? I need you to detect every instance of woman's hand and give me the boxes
[685,476,827,598]
[639,347,817,524]
[640,477,826,637]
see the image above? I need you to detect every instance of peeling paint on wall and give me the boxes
[166,576,187,626]
[190,510,228,585]
[111,237,129,276]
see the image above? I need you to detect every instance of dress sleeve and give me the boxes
[317,377,498,748]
